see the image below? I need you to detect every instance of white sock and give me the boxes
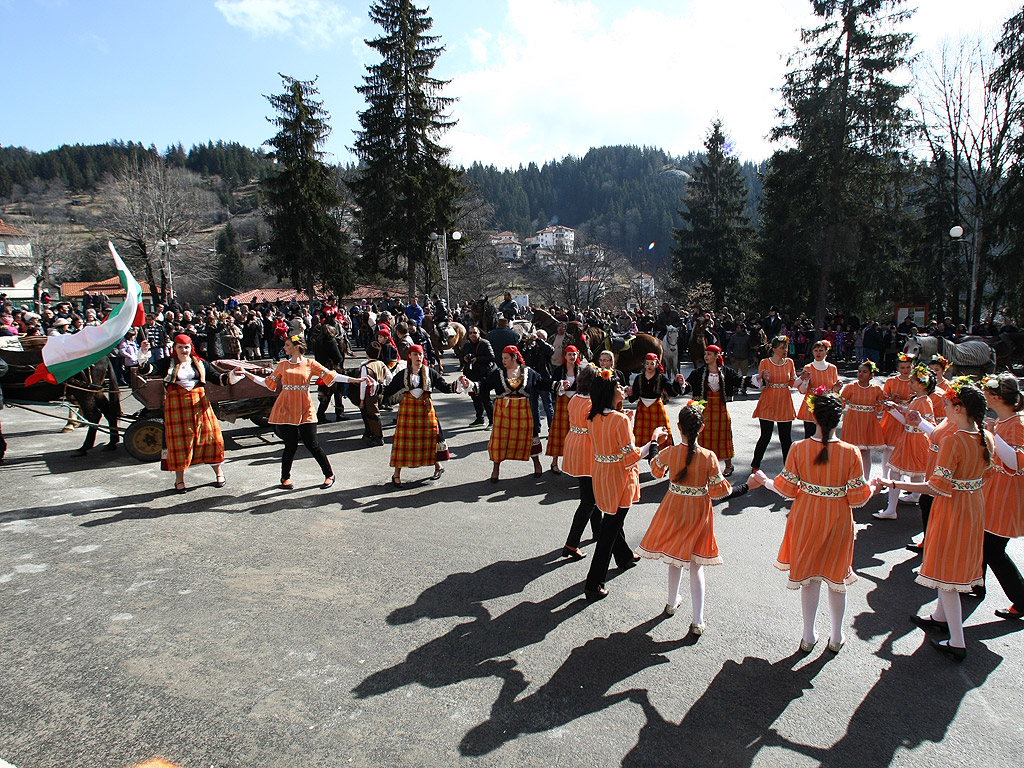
[828,588,847,645]
[667,564,682,608]
[801,582,821,644]
[690,561,705,626]
[938,589,965,648]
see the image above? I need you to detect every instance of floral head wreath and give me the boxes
[684,399,707,414]
[911,364,934,386]
[772,334,789,346]
[816,339,832,350]
[596,367,614,381]
[982,374,1000,391]
[860,359,879,375]
[943,375,977,407]
[289,334,302,343]
[806,385,829,413]
[929,354,950,370]
[897,352,914,363]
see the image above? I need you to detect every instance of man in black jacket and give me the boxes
[521,329,556,434]
[461,326,495,427]
[314,316,349,422]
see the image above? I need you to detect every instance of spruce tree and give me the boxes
[216,222,246,294]
[671,119,752,310]
[348,0,462,296]
[760,0,915,325]
[261,74,353,300]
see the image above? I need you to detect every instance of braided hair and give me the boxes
[588,375,616,420]
[811,392,843,465]
[672,404,705,483]
[958,384,991,464]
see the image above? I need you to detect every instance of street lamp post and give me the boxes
[950,225,975,328]
[430,229,461,307]
[156,237,179,304]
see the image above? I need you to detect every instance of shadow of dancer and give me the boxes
[459,615,690,757]
[621,652,829,768]
[765,638,1003,768]
[387,550,567,625]
[352,582,588,704]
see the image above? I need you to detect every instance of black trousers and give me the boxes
[751,419,792,469]
[470,389,493,423]
[279,422,332,480]
[317,382,346,420]
[585,506,636,592]
[983,531,1024,610]
[565,476,603,549]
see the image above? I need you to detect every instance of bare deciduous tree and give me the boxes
[104,157,217,304]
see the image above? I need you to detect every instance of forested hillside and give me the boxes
[465,145,764,270]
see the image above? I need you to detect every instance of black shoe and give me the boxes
[562,546,586,561]
[910,614,948,631]
[335,413,350,421]
[618,555,641,570]
[930,638,966,661]
[585,588,608,602]
[994,607,1024,621]
[469,418,485,427]
[967,585,987,599]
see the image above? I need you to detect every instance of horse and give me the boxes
[903,334,996,376]
[526,307,661,373]
[470,297,498,335]
[420,316,466,372]
[0,348,121,455]
[662,325,680,375]
[687,316,714,368]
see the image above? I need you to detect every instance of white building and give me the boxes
[536,225,575,255]
[491,231,522,262]
[0,219,37,302]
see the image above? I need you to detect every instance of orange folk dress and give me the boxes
[888,395,934,476]
[773,438,872,591]
[545,367,577,458]
[636,444,731,566]
[840,382,884,449]
[984,414,1024,539]
[591,409,642,514]
[930,380,949,420]
[796,362,839,422]
[562,395,595,478]
[752,358,797,422]
[918,429,994,592]
[266,358,339,425]
[880,374,913,447]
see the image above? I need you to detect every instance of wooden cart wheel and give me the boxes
[124,417,164,462]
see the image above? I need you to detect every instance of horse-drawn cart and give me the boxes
[0,338,277,462]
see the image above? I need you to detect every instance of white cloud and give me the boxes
[215,0,359,49]
[443,0,1020,169]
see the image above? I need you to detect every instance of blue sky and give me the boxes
[2,0,1018,169]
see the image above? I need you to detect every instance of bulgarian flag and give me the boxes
[25,242,146,386]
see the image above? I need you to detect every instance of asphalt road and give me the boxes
[1,357,1022,768]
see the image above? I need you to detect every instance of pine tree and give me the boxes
[348,0,462,296]
[216,222,246,295]
[261,74,353,300]
[761,0,915,325]
[671,119,752,310]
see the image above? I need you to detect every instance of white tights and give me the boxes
[931,588,966,648]
[800,581,846,645]
[667,562,706,625]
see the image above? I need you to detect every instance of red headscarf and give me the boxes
[563,344,580,370]
[502,345,525,366]
[706,344,724,368]
[173,333,192,347]
[377,325,398,351]
[644,352,664,376]
[408,343,425,358]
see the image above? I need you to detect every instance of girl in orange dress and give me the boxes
[875,365,936,520]
[880,353,914,470]
[637,402,731,635]
[561,364,602,560]
[902,396,956,554]
[750,391,873,654]
[545,345,581,475]
[750,335,797,470]
[243,334,366,489]
[880,379,993,660]
[982,373,1024,620]
[840,360,885,478]
[797,340,841,439]
[583,372,665,601]
[927,354,951,421]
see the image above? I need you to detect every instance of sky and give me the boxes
[2,0,1019,169]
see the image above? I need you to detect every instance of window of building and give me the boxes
[0,273,14,287]
[0,241,8,255]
